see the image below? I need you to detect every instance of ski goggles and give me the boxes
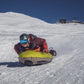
[20,40,28,44]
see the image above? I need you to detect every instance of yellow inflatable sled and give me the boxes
[19,50,53,65]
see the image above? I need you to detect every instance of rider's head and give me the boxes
[20,33,29,47]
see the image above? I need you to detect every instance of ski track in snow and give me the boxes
[0,12,84,84]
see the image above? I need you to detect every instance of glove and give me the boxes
[43,49,49,53]
[31,43,37,49]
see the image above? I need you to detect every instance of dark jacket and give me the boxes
[29,36,48,52]
[14,43,32,55]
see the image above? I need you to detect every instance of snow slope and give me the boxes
[0,12,84,84]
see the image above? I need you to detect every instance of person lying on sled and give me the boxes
[28,34,56,56]
[14,33,49,55]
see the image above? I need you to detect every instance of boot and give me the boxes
[49,47,57,56]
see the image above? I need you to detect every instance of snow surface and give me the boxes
[0,12,84,84]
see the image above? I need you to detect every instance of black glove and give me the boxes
[43,49,46,52]
[31,43,36,48]
[31,43,39,49]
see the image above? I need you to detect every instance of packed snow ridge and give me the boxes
[0,12,84,84]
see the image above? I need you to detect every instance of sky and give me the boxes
[0,0,84,23]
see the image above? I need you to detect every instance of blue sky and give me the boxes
[0,0,84,23]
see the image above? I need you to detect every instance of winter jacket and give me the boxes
[14,43,30,55]
[28,34,49,53]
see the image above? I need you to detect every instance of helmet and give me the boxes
[20,33,29,44]
[28,34,36,40]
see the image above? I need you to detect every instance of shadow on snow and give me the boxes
[0,62,44,67]
[0,62,25,67]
